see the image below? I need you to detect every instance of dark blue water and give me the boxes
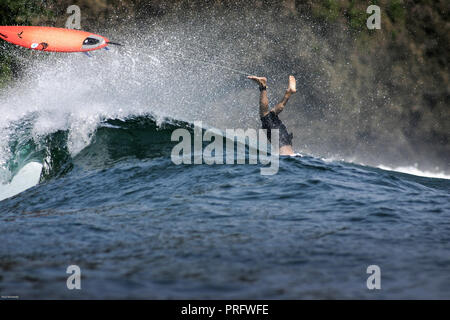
[0,117,449,299]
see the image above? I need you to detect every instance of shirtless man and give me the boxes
[248,75,296,156]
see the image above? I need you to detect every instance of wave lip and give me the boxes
[377,165,450,180]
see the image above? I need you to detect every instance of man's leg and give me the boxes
[273,75,296,115]
[247,76,269,117]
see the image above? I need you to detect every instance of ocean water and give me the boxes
[0,116,449,299]
[0,15,449,299]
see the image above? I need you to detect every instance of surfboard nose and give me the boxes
[81,34,109,51]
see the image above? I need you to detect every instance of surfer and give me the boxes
[248,75,296,156]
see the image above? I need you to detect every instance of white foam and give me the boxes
[377,165,450,180]
[320,157,449,180]
[0,162,43,201]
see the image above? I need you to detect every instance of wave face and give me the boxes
[0,114,191,200]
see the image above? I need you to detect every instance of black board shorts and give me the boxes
[260,111,293,147]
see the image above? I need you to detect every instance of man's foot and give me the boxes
[247,75,267,88]
[287,75,296,94]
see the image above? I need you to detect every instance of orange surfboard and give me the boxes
[0,26,109,52]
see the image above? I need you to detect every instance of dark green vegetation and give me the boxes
[0,0,51,86]
[0,0,448,171]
